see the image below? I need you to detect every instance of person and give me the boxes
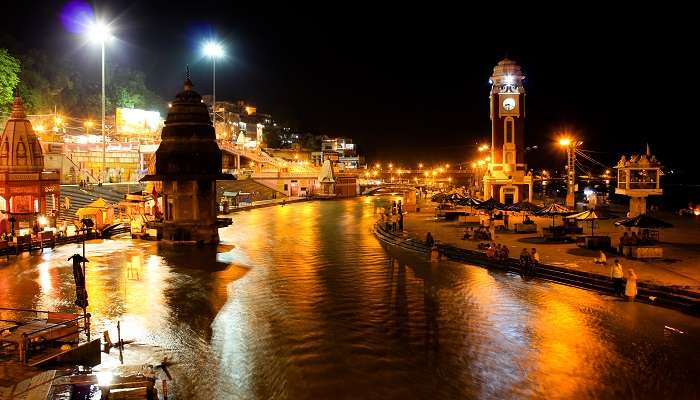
[611,259,625,296]
[630,231,640,245]
[384,212,391,232]
[398,212,404,232]
[501,244,509,260]
[462,227,472,240]
[486,243,495,258]
[619,232,629,255]
[391,212,398,232]
[425,232,435,248]
[594,250,607,265]
[625,269,638,301]
[503,213,509,230]
[398,200,403,214]
[530,248,540,271]
[519,248,531,274]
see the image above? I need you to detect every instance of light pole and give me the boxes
[87,21,112,182]
[558,137,582,209]
[203,41,224,124]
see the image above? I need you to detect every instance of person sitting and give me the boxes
[594,250,607,265]
[523,215,534,224]
[501,245,510,260]
[462,227,473,240]
[486,243,496,258]
[519,248,531,271]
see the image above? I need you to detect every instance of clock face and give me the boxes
[503,98,516,111]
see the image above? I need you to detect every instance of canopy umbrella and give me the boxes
[431,193,447,203]
[615,214,673,242]
[506,201,542,214]
[446,192,466,202]
[614,214,674,229]
[535,203,576,227]
[565,209,610,236]
[454,196,482,207]
[475,197,506,215]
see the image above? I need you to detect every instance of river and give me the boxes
[1,197,699,399]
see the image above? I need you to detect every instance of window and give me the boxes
[505,118,514,143]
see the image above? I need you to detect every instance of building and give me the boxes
[316,137,362,169]
[203,98,269,148]
[0,95,60,235]
[482,58,533,204]
[141,73,234,244]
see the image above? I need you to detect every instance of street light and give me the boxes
[87,20,113,182]
[558,136,582,208]
[203,41,224,124]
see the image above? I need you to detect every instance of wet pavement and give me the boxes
[1,197,699,399]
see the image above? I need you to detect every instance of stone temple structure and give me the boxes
[0,94,60,235]
[141,73,234,244]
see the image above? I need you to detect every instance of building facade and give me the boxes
[0,95,60,234]
[483,58,533,204]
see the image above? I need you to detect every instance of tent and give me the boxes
[475,197,506,212]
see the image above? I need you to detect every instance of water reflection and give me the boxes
[1,198,699,399]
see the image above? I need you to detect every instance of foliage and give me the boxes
[2,45,165,117]
[0,48,20,109]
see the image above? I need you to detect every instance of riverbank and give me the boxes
[224,196,311,213]
[377,199,700,313]
[407,199,700,291]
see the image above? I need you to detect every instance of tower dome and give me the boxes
[0,96,44,172]
[142,71,232,181]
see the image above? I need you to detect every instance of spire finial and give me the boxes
[184,65,193,91]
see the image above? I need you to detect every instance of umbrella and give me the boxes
[506,201,542,213]
[431,193,447,203]
[535,203,576,227]
[614,214,673,229]
[565,209,610,236]
[446,192,466,202]
[475,197,506,212]
[455,196,482,207]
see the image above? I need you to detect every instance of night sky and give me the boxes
[4,2,695,177]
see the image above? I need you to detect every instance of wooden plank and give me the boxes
[25,370,56,400]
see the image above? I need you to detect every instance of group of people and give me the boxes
[618,231,655,252]
[518,247,541,275]
[610,259,638,300]
[485,242,510,260]
[462,225,491,241]
[381,200,404,232]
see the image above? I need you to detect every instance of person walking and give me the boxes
[611,259,625,296]
[425,232,435,248]
[625,269,638,301]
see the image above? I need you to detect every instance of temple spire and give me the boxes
[184,65,193,91]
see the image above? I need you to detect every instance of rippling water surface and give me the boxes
[1,197,699,399]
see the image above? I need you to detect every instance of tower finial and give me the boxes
[184,65,193,91]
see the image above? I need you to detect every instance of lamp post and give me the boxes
[559,137,582,209]
[87,21,112,182]
[203,41,224,124]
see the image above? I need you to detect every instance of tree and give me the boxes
[0,48,20,109]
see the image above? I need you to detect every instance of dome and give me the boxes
[0,96,44,172]
[492,58,524,78]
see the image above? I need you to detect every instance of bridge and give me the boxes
[362,183,417,195]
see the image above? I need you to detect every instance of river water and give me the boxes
[1,197,699,399]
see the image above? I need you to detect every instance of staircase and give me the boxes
[50,183,145,225]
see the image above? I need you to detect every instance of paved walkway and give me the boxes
[226,196,310,213]
[402,199,700,293]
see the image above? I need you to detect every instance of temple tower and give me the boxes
[483,58,533,204]
[0,94,60,235]
[141,72,234,244]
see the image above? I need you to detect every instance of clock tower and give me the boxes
[483,58,533,204]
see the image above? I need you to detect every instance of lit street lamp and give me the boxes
[203,41,224,124]
[558,136,583,208]
[87,21,113,182]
